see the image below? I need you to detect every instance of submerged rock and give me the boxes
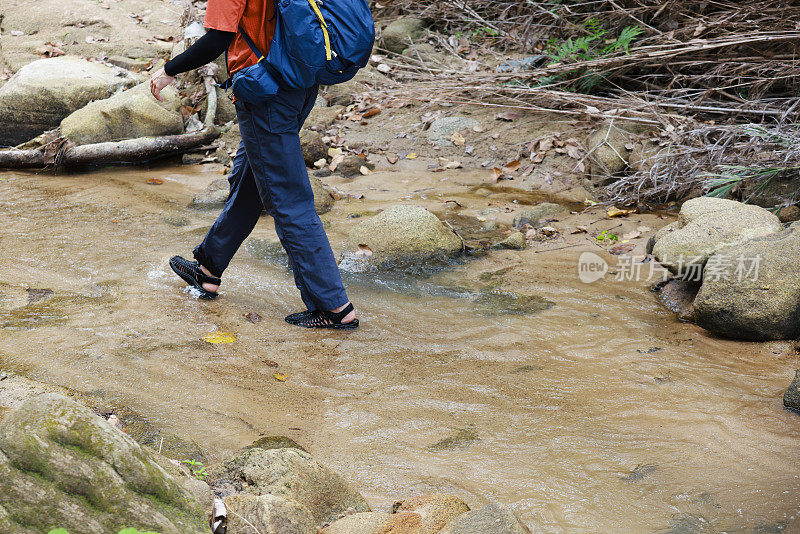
[190,176,333,214]
[393,494,470,534]
[427,429,479,451]
[0,56,135,145]
[427,116,480,147]
[784,369,800,412]
[322,512,423,534]
[656,278,698,321]
[208,447,370,524]
[438,503,531,534]
[0,394,208,533]
[190,178,229,209]
[61,82,183,145]
[382,17,426,54]
[693,227,800,340]
[513,202,566,228]
[495,231,527,250]
[224,493,316,534]
[340,205,463,272]
[652,197,781,275]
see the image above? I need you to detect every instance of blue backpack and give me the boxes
[229,0,375,104]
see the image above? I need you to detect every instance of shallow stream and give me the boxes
[1,165,799,533]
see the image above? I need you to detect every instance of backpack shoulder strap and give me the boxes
[238,25,265,61]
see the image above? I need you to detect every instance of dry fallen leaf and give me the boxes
[450,131,466,147]
[386,154,399,165]
[146,178,163,185]
[607,206,637,217]
[273,372,288,382]
[623,230,642,240]
[202,332,236,344]
[244,312,262,324]
[488,167,503,183]
[610,243,636,255]
[570,226,588,234]
[503,159,522,173]
[263,359,279,367]
[406,153,418,159]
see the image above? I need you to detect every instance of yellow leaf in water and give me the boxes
[202,332,236,344]
[273,372,288,382]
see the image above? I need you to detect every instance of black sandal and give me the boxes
[169,256,221,300]
[285,303,359,329]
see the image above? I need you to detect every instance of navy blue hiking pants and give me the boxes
[193,86,349,312]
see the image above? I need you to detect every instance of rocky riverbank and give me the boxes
[0,392,528,534]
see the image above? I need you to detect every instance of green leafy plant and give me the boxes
[181,459,208,480]
[596,230,619,244]
[545,20,643,92]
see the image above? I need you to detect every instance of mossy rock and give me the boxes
[0,394,209,534]
[207,447,369,525]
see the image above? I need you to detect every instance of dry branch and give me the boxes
[0,129,219,169]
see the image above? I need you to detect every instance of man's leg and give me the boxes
[192,137,264,282]
[236,89,351,315]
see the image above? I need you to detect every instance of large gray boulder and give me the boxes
[61,82,183,144]
[382,17,426,54]
[339,205,463,272]
[208,447,370,525]
[0,56,135,146]
[652,197,781,275]
[439,503,531,534]
[693,227,800,340]
[224,494,316,534]
[0,394,209,534]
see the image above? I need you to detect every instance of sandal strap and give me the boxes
[195,267,221,286]
[321,303,354,324]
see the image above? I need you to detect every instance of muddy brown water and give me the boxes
[1,164,799,533]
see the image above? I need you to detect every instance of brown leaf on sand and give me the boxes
[386,154,399,165]
[450,131,466,147]
[263,359,279,367]
[503,159,522,173]
[244,312,262,323]
[570,226,588,234]
[610,243,636,255]
[146,178,163,185]
[488,167,503,183]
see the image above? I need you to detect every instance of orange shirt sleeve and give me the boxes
[204,0,247,33]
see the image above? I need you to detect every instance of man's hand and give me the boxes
[150,67,176,102]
